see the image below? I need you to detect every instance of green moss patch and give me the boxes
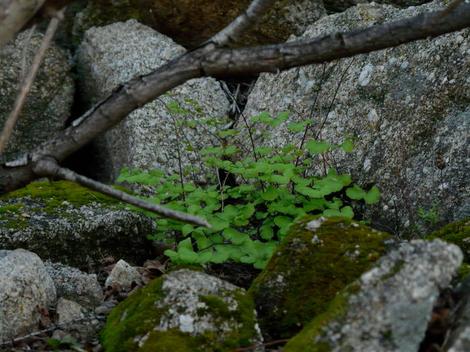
[1,180,118,210]
[101,270,260,352]
[426,218,469,263]
[0,180,153,269]
[283,283,360,352]
[249,216,390,339]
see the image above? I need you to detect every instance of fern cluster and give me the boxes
[118,111,380,269]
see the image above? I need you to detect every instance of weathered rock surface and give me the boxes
[426,218,470,263]
[0,28,74,162]
[0,249,57,342]
[77,20,230,182]
[105,259,143,290]
[74,0,326,48]
[239,0,470,235]
[54,297,104,344]
[284,240,463,352]
[249,216,390,340]
[101,269,263,351]
[45,262,104,308]
[0,181,154,270]
[56,298,86,326]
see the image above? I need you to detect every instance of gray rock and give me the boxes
[45,262,103,308]
[77,20,230,182]
[73,0,326,48]
[55,298,104,344]
[0,181,155,270]
[284,240,463,352]
[56,298,86,326]
[239,0,470,235]
[249,216,390,340]
[101,269,264,351]
[105,259,142,290]
[0,28,74,163]
[0,249,57,342]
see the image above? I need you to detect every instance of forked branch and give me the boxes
[0,0,469,226]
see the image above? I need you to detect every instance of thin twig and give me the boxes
[295,63,328,167]
[315,58,355,139]
[19,25,37,84]
[0,314,102,348]
[0,8,65,155]
[207,0,273,47]
[32,157,210,227]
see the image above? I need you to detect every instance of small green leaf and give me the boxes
[211,246,231,263]
[193,232,212,250]
[269,175,291,184]
[306,140,332,154]
[274,216,292,231]
[261,186,280,201]
[218,129,239,138]
[287,121,308,133]
[223,228,247,245]
[164,249,178,260]
[341,206,354,219]
[341,139,355,153]
[223,145,238,156]
[182,224,194,236]
[271,111,290,127]
[254,146,273,156]
[260,224,274,240]
[251,112,272,124]
[364,186,381,204]
[346,185,366,200]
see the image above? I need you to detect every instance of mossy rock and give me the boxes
[283,239,463,352]
[248,216,391,340]
[426,218,470,263]
[101,269,263,351]
[0,181,154,270]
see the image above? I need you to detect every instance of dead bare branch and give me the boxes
[0,0,46,48]
[32,157,211,227]
[207,0,274,47]
[0,8,64,155]
[0,2,469,198]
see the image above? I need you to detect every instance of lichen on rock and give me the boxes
[249,216,391,340]
[101,269,263,352]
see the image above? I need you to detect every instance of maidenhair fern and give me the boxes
[118,110,380,269]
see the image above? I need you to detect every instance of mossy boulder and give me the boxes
[284,240,463,352]
[73,0,326,48]
[426,218,470,263]
[0,181,154,270]
[101,269,263,352]
[248,216,390,340]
